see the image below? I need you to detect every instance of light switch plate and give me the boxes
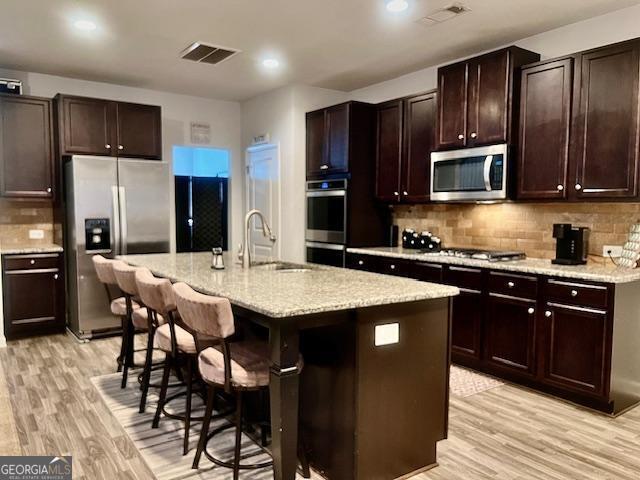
[603,245,623,258]
[28,229,45,240]
[375,323,400,346]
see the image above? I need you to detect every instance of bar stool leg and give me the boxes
[139,325,156,413]
[117,316,126,373]
[183,356,194,455]
[192,385,215,469]
[233,391,243,480]
[152,353,172,428]
[121,317,132,389]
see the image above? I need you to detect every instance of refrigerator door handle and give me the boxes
[119,186,128,255]
[111,185,121,255]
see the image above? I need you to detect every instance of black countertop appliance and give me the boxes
[552,223,590,265]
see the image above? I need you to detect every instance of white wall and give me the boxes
[350,3,640,103]
[241,84,348,262]
[0,67,244,253]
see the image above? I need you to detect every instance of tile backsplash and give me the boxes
[393,202,638,261]
[0,199,59,248]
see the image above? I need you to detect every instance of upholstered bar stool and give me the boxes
[92,255,141,374]
[172,282,275,479]
[148,274,204,455]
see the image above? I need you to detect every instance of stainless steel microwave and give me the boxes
[430,144,508,201]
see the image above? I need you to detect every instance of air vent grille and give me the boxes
[180,42,240,65]
[417,3,471,27]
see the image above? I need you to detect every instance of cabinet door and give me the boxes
[437,62,468,149]
[542,303,609,396]
[375,100,402,202]
[467,50,509,146]
[518,58,573,199]
[0,96,54,198]
[116,102,162,159]
[3,269,62,339]
[326,104,350,173]
[450,288,483,361]
[60,96,114,156]
[403,92,436,202]
[485,294,537,376]
[572,41,640,198]
[306,109,327,177]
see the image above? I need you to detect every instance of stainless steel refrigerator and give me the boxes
[65,155,170,339]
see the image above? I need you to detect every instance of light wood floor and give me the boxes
[1,333,640,480]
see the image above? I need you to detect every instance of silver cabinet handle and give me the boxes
[390,264,396,270]
[403,191,408,196]
[528,307,535,315]
[393,191,399,196]
[320,164,329,170]
[575,183,582,191]
[54,274,59,280]
[557,185,564,191]
[545,311,552,318]
[30,259,35,265]
[358,260,364,266]
[571,289,578,297]
[105,144,111,149]
[46,187,52,193]
[507,281,515,288]
[470,132,477,139]
[458,134,464,140]
[118,145,124,150]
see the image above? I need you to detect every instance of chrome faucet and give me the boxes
[238,209,276,268]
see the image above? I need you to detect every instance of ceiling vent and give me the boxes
[417,3,471,27]
[180,42,241,65]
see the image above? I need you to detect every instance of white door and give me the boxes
[246,144,280,261]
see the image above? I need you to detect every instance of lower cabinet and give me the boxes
[485,293,537,376]
[541,302,609,397]
[2,253,65,340]
[449,289,483,362]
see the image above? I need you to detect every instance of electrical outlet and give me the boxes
[28,229,44,240]
[603,245,623,258]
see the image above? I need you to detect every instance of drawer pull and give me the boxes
[30,259,36,265]
[458,134,464,140]
[507,281,515,288]
[358,260,364,266]
[528,307,535,315]
[545,311,552,318]
[390,264,396,270]
[571,289,578,297]
[54,274,59,280]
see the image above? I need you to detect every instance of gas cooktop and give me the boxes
[424,248,526,262]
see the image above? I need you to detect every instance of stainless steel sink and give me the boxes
[253,261,315,273]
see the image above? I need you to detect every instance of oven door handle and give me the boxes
[483,155,493,192]
[306,190,346,198]
[305,242,345,251]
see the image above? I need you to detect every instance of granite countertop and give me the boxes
[118,252,459,318]
[0,244,64,255]
[347,246,640,284]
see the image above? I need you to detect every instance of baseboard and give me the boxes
[0,334,6,348]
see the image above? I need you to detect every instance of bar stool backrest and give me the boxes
[135,268,176,315]
[173,282,235,339]
[112,261,141,296]
[92,255,118,285]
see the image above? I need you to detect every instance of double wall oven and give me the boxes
[305,179,347,267]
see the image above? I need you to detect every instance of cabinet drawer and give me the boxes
[346,253,379,273]
[407,262,443,283]
[376,257,406,277]
[545,278,609,309]
[488,271,538,299]
[444,265,483,290]
[4,253,61,271]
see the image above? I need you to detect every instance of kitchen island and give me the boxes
[119,252,459,480]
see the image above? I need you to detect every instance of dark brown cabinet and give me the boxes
[485,293,537,376]
[57,94,162,159]
[541,302,609,396]
[306,102,373,178]
[2,253,65,340]
[517,58,573,199]
[437,47,540,150]
[571,41,640,199]
[0,94,55,199]
[375,91,437,203]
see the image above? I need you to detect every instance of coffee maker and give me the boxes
[552,224,590,265]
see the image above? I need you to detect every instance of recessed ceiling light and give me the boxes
[73,19,97,31]
[262,58,280,69]
[386,0,409,13]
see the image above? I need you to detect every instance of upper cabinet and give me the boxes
[375,91,437,203]
[517,58,573,200]
[306,102,374,178]
[518,40,640,200]
[437,47,540,150]
[572,41,640,199]
[0,94,55,199]
[57,94,162,159]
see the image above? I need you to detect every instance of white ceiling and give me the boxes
[0,0,638,101]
